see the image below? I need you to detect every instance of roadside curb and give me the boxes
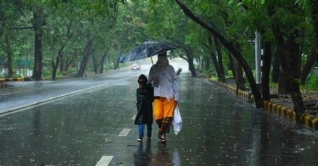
[0,77,32,89]
[213,80,318,131]
[0,77,32,82]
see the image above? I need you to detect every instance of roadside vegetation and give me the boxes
[1,0,318,120]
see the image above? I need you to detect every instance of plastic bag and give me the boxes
[172,105,182,135]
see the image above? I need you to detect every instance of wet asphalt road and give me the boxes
[1,60,318,166]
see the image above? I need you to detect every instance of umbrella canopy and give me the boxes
[120,41,178,63]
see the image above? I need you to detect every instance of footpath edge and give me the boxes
[213,80,318,131]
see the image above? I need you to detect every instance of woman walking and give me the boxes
[148,50,179,143]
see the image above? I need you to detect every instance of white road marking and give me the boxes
[131,115,136,120]
[118,128,131,136]
[95,156,113,166]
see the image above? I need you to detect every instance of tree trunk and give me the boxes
[204,57,210,70]
[92,57,98,74]
[51,52,64,80]
[52,43,66,80]
[51,60,57,80]
[77,39,94,77]
[277,70,289,94]
[273,30,290,95]
[234,41,245,91]
[261,40,272,101]
[228,54,236,78]
[274,25,304,119]
[272,52,279,83]
[300,46,317,84]
[64,51,78,73]
[235,60,245,91]
[4,34,13,78]
[99,52,108,74]
[208,36,221,77]
[234,40,245,90]
[114,59,119,70]
[183,47,197,77]
[59,52,65,73]
[188,56,196,77]
[32,8,44,81]
[267,2,304,120]
[175,0,263,108]
[59,54,66,73]
[213,35,226,82]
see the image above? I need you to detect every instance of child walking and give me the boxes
[134,74,154,142]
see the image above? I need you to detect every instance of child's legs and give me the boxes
[146,124,152,135]
[138,125,145,139]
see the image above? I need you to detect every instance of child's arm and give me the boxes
[147,83,154,102]
[136,89,140,102]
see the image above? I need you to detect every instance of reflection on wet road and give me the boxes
[1,60,318,165]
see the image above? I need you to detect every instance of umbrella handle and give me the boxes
[151,56,154,65]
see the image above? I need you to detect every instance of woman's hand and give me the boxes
[151,77,159,87]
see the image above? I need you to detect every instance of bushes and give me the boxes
[201,68,216,78]
[305,75,318,90]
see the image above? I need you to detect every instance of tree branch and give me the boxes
[174,0,263,107]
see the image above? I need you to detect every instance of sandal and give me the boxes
[161,134,167,143]
[158,131,163,140]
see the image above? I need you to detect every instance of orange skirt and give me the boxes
[153,97,177,120]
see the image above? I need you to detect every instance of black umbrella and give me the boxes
[120,41,178,63]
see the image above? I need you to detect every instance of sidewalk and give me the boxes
[212,79,318,131]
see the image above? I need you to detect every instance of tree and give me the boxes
[174,0,263,108]
[0,0,26,77]
[31,6,45,80]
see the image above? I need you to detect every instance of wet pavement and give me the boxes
[1,60,318,165]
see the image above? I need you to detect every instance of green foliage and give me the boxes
[42,67,52,79]
[269,82,278,88]
[227,70,233,77]
[0,0,315,85]
[200,67,216,78]
[305,75,318,90]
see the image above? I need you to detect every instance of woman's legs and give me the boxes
[154,97,177,141]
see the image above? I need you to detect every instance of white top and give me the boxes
[148,65,179,101]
